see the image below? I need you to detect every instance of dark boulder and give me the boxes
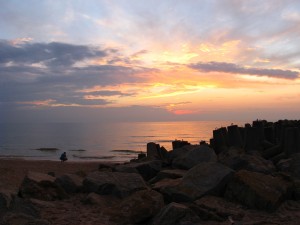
[82,171,148,198]
[191,195,245,222]
[172,145,217,170]
[0,189,14,213]
[0,213,50,225]
[109,190,164,224]
[219,148,276,174]
[225,170,293,211]
[160,162,234,202]
[18,171,68,201]
[55,173,83,194]
[149,169,187,184]
[114,160,162,181]
[151,202,200,225]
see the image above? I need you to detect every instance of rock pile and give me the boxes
[1,119,300,224]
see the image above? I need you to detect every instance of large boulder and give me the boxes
[172,145,217,170]
[149,169,187,184]
[18,171,68,201]
[0,213,50,225]
[82,171,148,198]
[160,162,234,202]
[191,195,245,222]
[0,189,14,213]
[109,190,164,224]
[55,173,83,194]
[219,148,276,174]
[114,160,162,181]
[151,202,200,225]
[225,170,293,211]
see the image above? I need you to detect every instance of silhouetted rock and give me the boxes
[0,213,50,225]
[114,160,162,181]
[18,171,68,201]
[55,173,83,194]
[151,202,201,225]
[283,127,300,157]
[149,169,187,184]
[172,145,217,170]
[82,171,148,198]
[212,127,228,154]
[244,127,263,152]
[160,162,234,202]
[227,125,243,148]
[191,195,245,221]
[225,170,293,211]
[219,147,276,174]
[152,178,182,193]
[261,145,282,159]
[0,190,14,212]
[172,140,191,150]
[109,190,164,224]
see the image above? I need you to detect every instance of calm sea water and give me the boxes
[0,121,245,161]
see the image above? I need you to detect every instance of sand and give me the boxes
[0,158,101,191]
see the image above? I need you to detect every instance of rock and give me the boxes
[147,142,161,157]
[261,145,282,159]
[219,149,276,174]
[244,127,263,152]
[212,127,228,154]
[109,190,164,224]
[225,170,293,211]
[160,162,234,202]
[81,192,120,207]
[98,163,116,171]
[114,160,162,181]
[0,213,50,225]
[172,145,217,170]
[152,178,182,192]
[82,171,148,198]
[276,153,300,178]
[9,197,40,219]
[0,189,14,212]
[191,195,245,221]
[282,127,300,157]
[172,140,191,150]
[18,171,68,201]
[149,169,187,184]
[55,173,83,193]
[277,158,292,172]
[227,125,243,148]
[151,202,200,225]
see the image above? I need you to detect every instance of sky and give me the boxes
[1,0,300,122]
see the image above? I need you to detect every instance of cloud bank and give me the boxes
[190,61,299,79]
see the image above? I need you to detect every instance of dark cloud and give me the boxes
[190,61,299,79]
[0,40,107,67]
[0,40,150,108]
[86,90,134,97]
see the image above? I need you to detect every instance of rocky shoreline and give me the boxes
[1,119,300,225]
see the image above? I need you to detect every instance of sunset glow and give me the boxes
[1,0,300,122]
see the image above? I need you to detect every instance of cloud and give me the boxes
[0,40,107,67]
[189,61,299,79]
[0,40,152,108]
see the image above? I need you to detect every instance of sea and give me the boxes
[0,121,246,162]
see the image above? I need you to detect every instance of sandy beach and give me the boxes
[0,158,101,191]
